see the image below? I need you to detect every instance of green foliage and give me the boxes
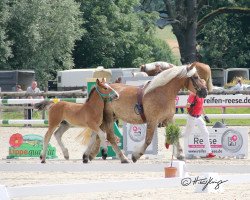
[197,0,250,68]
[5,0,84,88]
[198,14,249,68]
[0,0,12,67]
[73,0,174,68]
[165,123,181,145]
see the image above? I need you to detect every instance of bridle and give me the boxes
[188,75,208,98]
[189,76,202,92]
[95,83,119,102]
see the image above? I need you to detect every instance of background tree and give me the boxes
[0,0,12,68]
[73,0,175,68]
[141,0,250,66]
[6,0,84,88]
[197,1,250,68]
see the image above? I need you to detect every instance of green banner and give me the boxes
[7,134,57,159]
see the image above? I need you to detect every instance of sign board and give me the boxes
[176,94,250,108]
[7,133,57,159]
[184,127,248,158]
[123,123,158,155]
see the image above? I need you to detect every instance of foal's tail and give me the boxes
[34,100,54,111]
[76,127,92,145]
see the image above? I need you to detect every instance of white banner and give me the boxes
[123,123,158,155]
[176,94,250,107]
[184,127,248,158]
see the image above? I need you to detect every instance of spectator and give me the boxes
[26,81,43,126]
[175,96,184,114]
[16,85,23,99]
[16,85,23,92]
[176,107,184,114]
[233,78,244,91]
[183,80,215,158]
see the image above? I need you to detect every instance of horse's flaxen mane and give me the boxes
[86,87,96,102]
[144,65,196,95]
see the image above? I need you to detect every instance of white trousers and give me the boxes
[184,114,212,153]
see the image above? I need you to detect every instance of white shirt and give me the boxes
[233,83,244,91]
[26,87,42,98]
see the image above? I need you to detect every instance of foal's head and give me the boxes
[95,78,119,101]
[185,63,208,98]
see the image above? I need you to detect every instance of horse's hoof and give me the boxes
[121,159,130,164]
[82,154,89,163]
[131,155,137,163]
[41,160,46,164]
[63,149,69,160]
[177,155,185,161]
[64,155,69,160]
[89,155,94,161]
[101,149,108,160]
[102,156,107,160]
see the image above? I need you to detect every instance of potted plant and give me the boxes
[164,123,181,178]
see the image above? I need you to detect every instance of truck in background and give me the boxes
[56,67,139,91]
[211,68,249,87]
[0,70,35,92]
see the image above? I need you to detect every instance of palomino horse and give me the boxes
[34,78,119,163]
[79,62,213,163]
[140,61,174,76]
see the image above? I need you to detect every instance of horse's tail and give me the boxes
[76,127,92,146]
[34,100,54,111]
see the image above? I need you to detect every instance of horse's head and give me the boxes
[96,78,119,101]
[186,63,208,98]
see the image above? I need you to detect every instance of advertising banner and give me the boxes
[176,95,250,108]
[7,133,57,159]
[123,123,158,155]
[184,127,248,158]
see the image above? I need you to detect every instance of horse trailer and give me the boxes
[211,68,249,86]
[211,68,225,86]
[0,70,35,92]
[56,67,139,91]
[224,68,249,84]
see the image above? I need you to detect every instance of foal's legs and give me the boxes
[94,128,108,160]
[105,125,129,163]
[88,122,129,163]
[41,126,57,163]
[88,135,101,161]
[101,109,129,163]
[132,121,156,163]
[82,132,97,163]
[54,121,70,160]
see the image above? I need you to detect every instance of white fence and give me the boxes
[0,93,249,125]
